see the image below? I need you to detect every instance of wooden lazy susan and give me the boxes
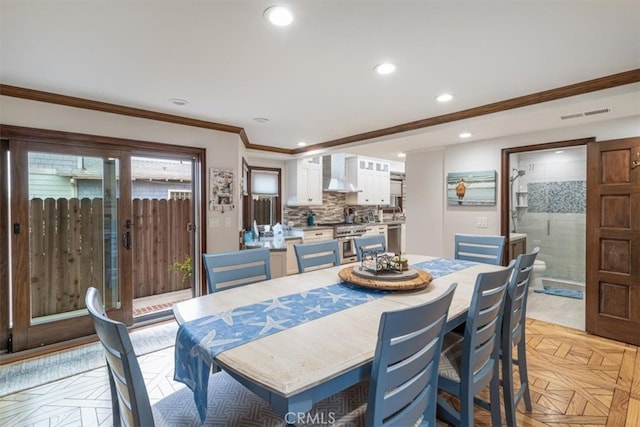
[338,266,433,291]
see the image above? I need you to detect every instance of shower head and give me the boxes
[510,169,526,183]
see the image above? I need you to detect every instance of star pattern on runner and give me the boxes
[250,315,290,335]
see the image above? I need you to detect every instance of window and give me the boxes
[244,166,281,228]
[168,189,192,200]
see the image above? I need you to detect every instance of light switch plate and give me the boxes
[476,217,488,228]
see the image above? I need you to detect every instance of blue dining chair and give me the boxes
[437,261,514,426]
[353,235,387,261]
[202,248,271,293]
[500,247,539,427]
[86,287,155,427]
[294,240,340,273]
[365,283,458,427]
[454,233,506,265]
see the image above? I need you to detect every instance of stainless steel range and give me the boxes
[318,223,367,264]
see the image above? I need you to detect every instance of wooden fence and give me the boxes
[29,198,191,318]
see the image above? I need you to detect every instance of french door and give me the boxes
[9,139,132,352]
[1,126,204,354]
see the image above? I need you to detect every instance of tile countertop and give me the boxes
[291,220,405,232]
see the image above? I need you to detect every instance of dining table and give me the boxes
[172,254,504,422]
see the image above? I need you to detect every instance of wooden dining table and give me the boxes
[172,254,503,421]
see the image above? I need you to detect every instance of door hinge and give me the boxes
[187,223,196,232]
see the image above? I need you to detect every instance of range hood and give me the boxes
[322,154,360,193]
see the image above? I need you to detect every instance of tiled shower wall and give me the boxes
[514,147,586,284]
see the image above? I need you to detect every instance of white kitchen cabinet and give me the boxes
[345,156,390,205]
[302,228,334,243]
[285,157,323,206]
[270,251,286,278]
[364,224,388,243]
[286,237,303,275]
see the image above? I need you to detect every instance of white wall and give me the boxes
[405,115,640,258]
[1,95,243,253]
[404,148,444,256]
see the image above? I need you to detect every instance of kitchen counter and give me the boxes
[244,235,300,252]
[510,233,527,242]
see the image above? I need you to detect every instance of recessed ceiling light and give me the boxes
[555,150,564,154]
[374,62,396,75]
[397,152,406,158]
[297,141,307,147]
[169,98,188,106]
[436,93,454,103]
[459,132,472,139]
[264,6,293,26]
[253,117,270,123]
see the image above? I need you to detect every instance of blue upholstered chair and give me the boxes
[501,247,539,427]
[437,261,514,426]
[293,240,340,273]
[353,235,387,261]
[202,248,271,293]
[365,283,457,426]
[454,233,506,265]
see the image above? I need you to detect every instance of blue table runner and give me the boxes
[174,257,477,422]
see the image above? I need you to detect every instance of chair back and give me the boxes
[294,240,340,273]
[367,283,457,427]
[461,261,514,395]
[85,287,154,427]
[454,233,506,265]
[504,247,539,348]
[203,247,271,293]
[353,235,387,261]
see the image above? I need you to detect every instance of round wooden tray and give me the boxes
[338,266,433,291]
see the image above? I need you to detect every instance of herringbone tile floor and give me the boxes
[1,318,638,426]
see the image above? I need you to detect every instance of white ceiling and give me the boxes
[1,1,639,161]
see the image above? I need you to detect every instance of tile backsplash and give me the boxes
[284,192,383,226]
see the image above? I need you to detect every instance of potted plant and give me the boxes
[169,255,192,285]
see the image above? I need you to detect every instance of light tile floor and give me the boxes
[525,287,585,330]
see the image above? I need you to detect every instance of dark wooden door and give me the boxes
[586,137,640,346]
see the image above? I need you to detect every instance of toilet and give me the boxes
[530,260,546,291]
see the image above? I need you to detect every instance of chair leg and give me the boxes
[489,366,502,427]
[517,339,532,411]
[502,345,517,427]
[436,395,461,426]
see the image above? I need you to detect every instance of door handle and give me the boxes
[122,231,131,250]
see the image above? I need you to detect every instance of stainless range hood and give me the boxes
[322,154,360,193]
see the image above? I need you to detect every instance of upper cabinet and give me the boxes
[285,157,323,206]
[345,156,390,205]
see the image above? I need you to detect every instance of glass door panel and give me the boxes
[28,152,121,323]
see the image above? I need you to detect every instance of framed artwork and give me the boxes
[209,168,234,210]
[447,170,496,206]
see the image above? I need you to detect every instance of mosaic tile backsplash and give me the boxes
[284,192,388,226]
[528,181,586,213]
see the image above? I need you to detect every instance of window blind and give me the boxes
[251,170,279,195]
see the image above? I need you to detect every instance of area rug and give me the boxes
[534,286,583,299]
[0,321,178,397]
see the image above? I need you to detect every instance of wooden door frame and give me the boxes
[9,138,132,351]
[500,137,595,263]
[0,139,8,352]
[0,124,206,355]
